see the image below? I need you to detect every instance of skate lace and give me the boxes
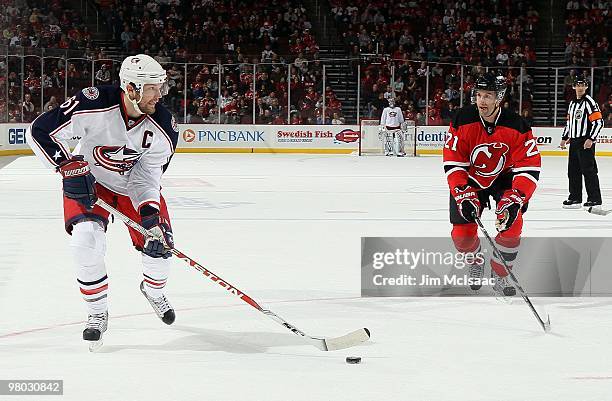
[493,275,512,289]
[152,295,172,314]
[86,313,107,330]
[469,263,483,278]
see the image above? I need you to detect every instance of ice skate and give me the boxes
[468,262,485,291]
[83,311,108,352]
[491,270,516,300]
[140,281,175,325]
[562,199,582,209]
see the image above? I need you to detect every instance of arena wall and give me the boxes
[2,124,612,156]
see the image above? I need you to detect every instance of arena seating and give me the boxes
[331,0,538,124]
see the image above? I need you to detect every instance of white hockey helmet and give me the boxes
[119,54,168,113]
[388,97,395,107]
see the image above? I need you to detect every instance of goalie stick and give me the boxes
[473,214,551,333]
[95,198,370,351]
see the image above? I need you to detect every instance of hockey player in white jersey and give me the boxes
[26,54,179,350]
[379,98,406,156]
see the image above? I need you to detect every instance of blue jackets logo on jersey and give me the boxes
[93,145,142,174]
[82,87,100,100]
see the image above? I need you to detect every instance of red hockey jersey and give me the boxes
[443,105,541,200]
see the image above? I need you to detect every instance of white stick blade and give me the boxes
[544,315,552,333]
[324,328,370,351]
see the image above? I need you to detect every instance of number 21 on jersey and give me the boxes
[445,133,458,151]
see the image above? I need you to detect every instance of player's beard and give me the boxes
[138,99,158,115]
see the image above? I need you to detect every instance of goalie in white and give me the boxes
[379,98,406,156]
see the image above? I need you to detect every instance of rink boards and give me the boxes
[2,123,612,156]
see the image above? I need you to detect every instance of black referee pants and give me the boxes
[568,137,601,203]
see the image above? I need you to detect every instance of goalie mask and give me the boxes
[388,98,395,107]
[119,54,168,114]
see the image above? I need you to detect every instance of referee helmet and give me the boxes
[572,73,589,87]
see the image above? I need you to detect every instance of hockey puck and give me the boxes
[345,356,361,364]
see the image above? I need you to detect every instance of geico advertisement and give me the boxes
[2,124,79,151]
[177,124,360,149]
[2,124,30,149]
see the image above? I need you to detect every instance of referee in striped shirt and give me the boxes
[559,73,604,209]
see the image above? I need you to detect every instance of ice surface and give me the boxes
[1,154,612,401]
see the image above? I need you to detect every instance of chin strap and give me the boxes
[485,105,500,119]
[125,90,144,115]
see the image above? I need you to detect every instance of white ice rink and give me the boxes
[2,154,612,401]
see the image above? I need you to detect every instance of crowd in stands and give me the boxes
[165,58,345,125]
[565,1,611,126]
[331,0,539,124]
[1,0,334,124]
[1,0,92,50]
[98,0,319,62]
[1,0,610,126]
[0,0,108,122]
[95,0,334,124]
[564,0,609,67]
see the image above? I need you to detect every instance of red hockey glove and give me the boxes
[57,155,97,210]
[453,185,480,222]
[495,189,525,232]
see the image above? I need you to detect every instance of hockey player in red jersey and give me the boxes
[443,72,541,296]
[26,54,178,350]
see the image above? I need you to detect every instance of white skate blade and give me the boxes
[495,295,513,304]
[88,337,104,352]
[562,204,582,209]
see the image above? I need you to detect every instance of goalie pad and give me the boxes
[394,130,405,156]
[382,129,394,155]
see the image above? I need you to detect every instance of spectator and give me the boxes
[120,26,134,51]
[331,112,345,124]
[22,93,36,121]
[43,95,59,112]
[95,64,111,85]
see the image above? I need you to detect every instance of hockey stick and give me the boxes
[95,199,370,351]
[473,215,551,333]
[587,206,612,216]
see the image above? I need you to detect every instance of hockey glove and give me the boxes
[141,205,174,259]
[57,155,97,210]
[453,185,480,222]
[495,189,525,232]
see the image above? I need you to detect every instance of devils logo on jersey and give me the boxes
[93,145,142,174]
[470,143,510,177]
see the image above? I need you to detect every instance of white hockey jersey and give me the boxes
[380,106,405,128]
[26,85,179,211]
